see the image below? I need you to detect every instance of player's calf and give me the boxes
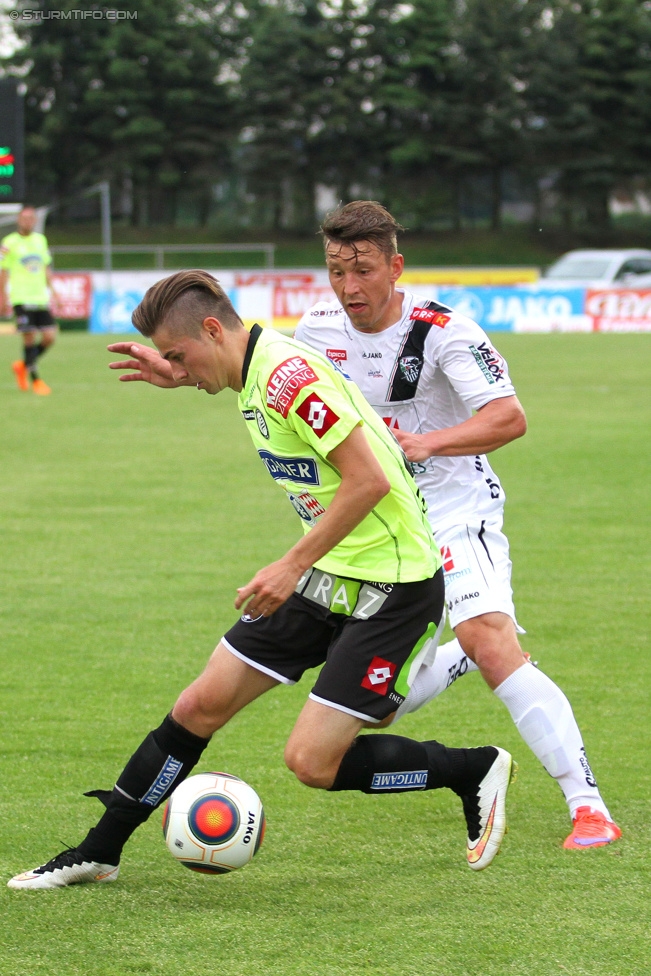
[329,734,516,869]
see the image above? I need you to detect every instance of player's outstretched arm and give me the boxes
[235,424,390,619]
[394,395,527,461]
[107,341,188,388]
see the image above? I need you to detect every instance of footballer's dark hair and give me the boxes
[132,269,244,338]
[320,200,405,259]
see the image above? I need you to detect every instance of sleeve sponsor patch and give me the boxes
[410,307,450,328]
[295,392,340,437]
[468,341,505,384]
[266,356,318,417]
[326,348,347,362]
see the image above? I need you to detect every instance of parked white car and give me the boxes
[541,249,651,288]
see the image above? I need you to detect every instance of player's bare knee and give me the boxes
[284,743,335,790]
[172,685,227,736]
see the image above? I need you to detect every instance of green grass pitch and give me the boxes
[0,331,649,976]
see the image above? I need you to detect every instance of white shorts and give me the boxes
[434,518,524,631]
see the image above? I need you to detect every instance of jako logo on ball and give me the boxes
[162,772,265,874]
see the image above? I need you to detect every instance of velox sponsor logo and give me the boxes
[266,357,318,417]
[327,348,347,363]
[399,356,422,384]
[586,288,651,332]
[288,491,326,522]
[255,408,269,438]
[140,756,183,807]
[257,450,320,485]
[410,307,450,328]
[469,342,505,384]
[371,770,428,791]
[361,655,396,695]
[296,392,340,437]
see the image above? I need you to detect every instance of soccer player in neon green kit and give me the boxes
[8,269,516,890]
[0,205,57,395]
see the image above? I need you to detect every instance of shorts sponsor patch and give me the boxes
[257,450,320,485]
[440,543,472,582]
[370,770,428,790]
[361,655,396,695]
[447,591,480,613]
[295,392,340,437]
[410,307,450,328]
[266,356,318,417]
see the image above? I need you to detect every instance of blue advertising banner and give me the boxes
[435,286,589,332]
[90,285,238,333]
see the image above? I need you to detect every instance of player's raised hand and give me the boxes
[107,341,181,388]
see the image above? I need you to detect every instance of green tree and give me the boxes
[234,0,395,231]
[2,0,236,225]
[526,0,651,229]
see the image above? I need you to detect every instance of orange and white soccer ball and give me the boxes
[162,772,265,874]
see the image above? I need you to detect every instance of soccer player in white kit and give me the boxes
[295,200,621,850]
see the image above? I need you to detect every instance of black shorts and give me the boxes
[222,567,445,722]
[14,305,56,331]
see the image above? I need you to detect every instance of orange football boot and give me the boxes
[563,807,622,849]
[12,360,29,391]
[32,378,51,396]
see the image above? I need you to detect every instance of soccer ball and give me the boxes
[162,771,266,874]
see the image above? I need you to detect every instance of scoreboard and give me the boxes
[0,80,25,203]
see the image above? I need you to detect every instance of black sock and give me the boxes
[77,714,210,863]
[24,345,39,378]
[330,735,497,795]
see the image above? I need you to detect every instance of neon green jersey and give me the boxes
[238,325,439,583]
[0,231,51,306]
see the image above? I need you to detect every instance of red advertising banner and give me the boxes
[51,272,92,319]
[234,272,317,288]
[586,289,651,332]
[273,284,336,329]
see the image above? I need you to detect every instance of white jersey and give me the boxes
[295,289,517,532]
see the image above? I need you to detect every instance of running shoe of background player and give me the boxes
[12,360,29,391]
[459,746,517,871]
[563,807,622,849]
[32,378,51,396]
[7,848,119,889]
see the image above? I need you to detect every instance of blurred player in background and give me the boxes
[0,205,57,396]
[8,270,516,890]
[295,200,621,850]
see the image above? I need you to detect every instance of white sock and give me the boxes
[494,663,611,821]
[393,639,478,722]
